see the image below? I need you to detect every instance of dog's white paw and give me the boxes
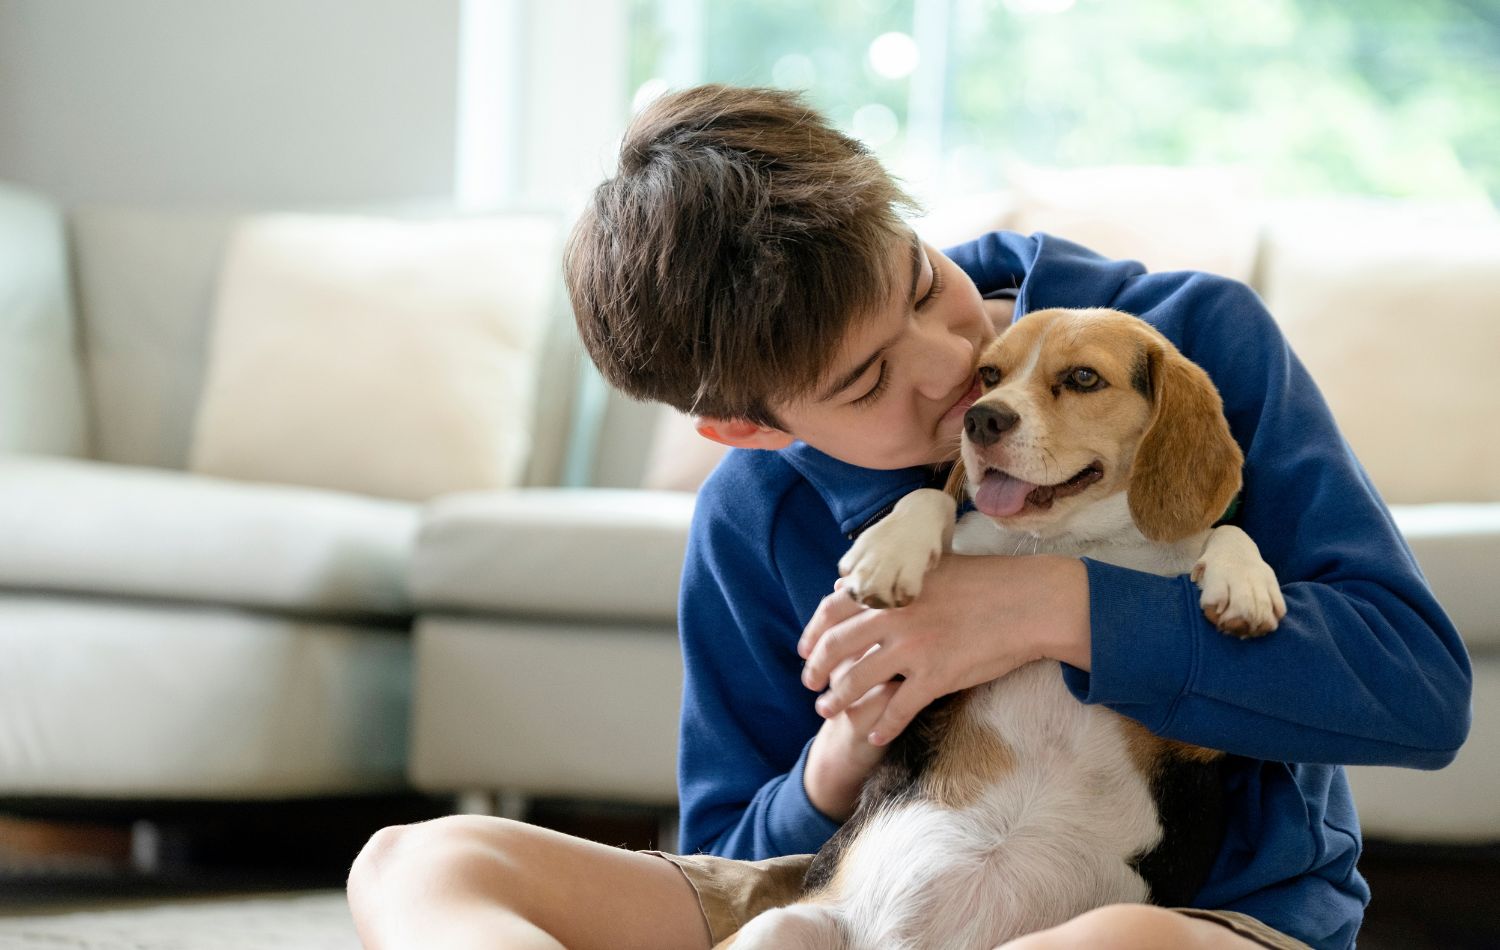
[840,525,940,608]
[1192,525,1286,638]
[837,489,955,609]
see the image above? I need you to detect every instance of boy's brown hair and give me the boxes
[564,84,917,428]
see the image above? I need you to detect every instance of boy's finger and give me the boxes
[802,615,883,692]
[798,588,865,659]
[867,685,929,747]
[844,680,899,733]
[815,647,899,719]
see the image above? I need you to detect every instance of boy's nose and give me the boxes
[915,329,975,401]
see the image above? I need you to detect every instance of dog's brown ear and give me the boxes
[943,457,969,505]
[1128,339,1243,542]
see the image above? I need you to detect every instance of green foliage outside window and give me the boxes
[630,0,1500,207]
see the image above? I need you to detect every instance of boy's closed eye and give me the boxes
[917,257,945,311]
[852,362,890,408]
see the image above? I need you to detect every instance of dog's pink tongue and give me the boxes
[974,471,1036,518]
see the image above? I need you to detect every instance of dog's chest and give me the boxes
[948,662,1162,859]
[834,663,1163,948]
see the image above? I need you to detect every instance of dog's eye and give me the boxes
[978,365,1002,388]
[1066,367,1104,391]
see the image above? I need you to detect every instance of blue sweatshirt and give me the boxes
[675,231,1472,950]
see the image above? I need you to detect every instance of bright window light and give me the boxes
[868,31,919,79]
[852,103,900,146]
[628,0,1500,207]
[773,53,818,89]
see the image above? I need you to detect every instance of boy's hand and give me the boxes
[798,554,1091,747]
[802,680,899,822]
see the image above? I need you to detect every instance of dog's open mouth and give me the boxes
[973,462,1104,518]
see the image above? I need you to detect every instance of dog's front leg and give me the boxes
[1191,525,1287,637]
[838,488,956,608]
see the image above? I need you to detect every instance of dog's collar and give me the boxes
[1215,490,1243,527]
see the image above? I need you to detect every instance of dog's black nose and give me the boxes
[964,403,1019,447]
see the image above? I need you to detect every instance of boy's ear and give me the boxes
[695,417,795,451]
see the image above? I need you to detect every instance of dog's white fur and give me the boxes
[723,309,1284,950]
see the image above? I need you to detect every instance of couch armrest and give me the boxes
[0,183,89,457]
[410,488,694,622]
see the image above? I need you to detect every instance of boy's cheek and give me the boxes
[982,297,1016,332]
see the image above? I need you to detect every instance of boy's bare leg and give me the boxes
[347,815,712,950]
[999,904,1264,949]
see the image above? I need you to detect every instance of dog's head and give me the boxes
[947,307,1242,542]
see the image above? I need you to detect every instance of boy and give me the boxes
[347,85,1471,950]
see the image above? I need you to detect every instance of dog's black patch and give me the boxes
[801,695,956,893]
[1132,753,1229,907]
[1130,347,1153,401]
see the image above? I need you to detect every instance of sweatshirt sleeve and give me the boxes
[674,461,842,859]
[1061,275,1473,768]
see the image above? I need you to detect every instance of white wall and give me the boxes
[0,0,462,207]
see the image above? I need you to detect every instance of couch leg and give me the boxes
[497,789,528,821]
[454,789,530,822]
[454,790,495,816]
[657,809,680,853]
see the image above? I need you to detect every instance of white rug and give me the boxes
[0,891,359,949]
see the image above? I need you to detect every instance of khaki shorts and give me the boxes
[646,851,1311,949]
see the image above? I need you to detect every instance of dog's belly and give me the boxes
[831,662,1161,950]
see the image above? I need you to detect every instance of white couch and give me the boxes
[1,175,1494,851]
[0,188,417,801]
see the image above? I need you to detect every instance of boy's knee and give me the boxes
[348,815,521,896]
[349,822,407,888]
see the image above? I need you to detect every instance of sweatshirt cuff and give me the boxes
[766,738,843,856]
[1060,558,1202,732]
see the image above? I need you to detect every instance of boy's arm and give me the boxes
[674,465,848,860]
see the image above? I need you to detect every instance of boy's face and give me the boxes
[772,233,997,470]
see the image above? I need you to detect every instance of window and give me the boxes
[628,0,1500,207]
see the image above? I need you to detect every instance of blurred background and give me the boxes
[630,0,1500,208]
[1,2,1497,948]
[3,0,1496,210]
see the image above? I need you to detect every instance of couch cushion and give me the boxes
[188,212,561,501]
[640,406,730,493]
[409,615,680,802]
[410,488,693,622]
[1003,164,1262,283]
[1259,200,1500,504]
[69,206,247,470]
[0,456,416,618]
[0,593,409,797]
[0,183,90,458]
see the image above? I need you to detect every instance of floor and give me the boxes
[1,801,1496,949]
[1354,840,1500,950]
[0,889,358,949]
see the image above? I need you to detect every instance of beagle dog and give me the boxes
[725,308,1286,950]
